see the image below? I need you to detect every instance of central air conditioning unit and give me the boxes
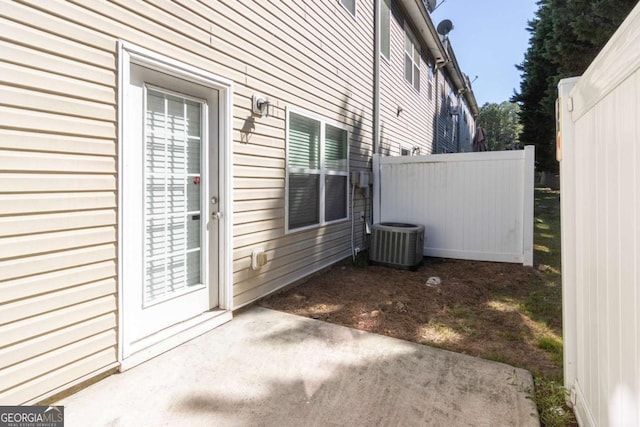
[370,222,425,270]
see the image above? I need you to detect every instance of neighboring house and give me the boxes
[379,0,478,156]
[0,0,477,404]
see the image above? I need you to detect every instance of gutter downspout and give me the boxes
[434,67,439,153]
[373,0,381,223]
[374,0,381,156]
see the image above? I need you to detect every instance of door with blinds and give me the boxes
[122,64,220,357]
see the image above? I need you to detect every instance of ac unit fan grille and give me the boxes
[370,222,424,270]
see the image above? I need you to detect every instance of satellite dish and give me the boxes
[425,0,437,12]
[437,19,454,37]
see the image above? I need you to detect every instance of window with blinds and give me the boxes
[287,111,349,231]
[404,25,421,92]
[144,88,204,305]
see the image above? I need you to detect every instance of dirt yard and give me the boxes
[260,258,560,377]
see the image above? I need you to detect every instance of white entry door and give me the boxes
[121,63,220,358]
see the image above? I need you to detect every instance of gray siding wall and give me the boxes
[379,1,436,156]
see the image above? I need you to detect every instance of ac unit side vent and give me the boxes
[370,222,425,270]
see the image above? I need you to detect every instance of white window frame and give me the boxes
[404,24,421,92]
[285,107,350,233]
[339,0,357,18]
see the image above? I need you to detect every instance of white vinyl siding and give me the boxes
[287,110,349,231]
[404,25,420,92]
[381,0,391,60]
[379,2,434,156]
[1,2,119,404]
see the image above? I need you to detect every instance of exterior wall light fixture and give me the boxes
[252,94,271,117]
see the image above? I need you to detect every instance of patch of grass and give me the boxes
[523,287,563,332]
[485,352,511,364]
[501,330,521,342]
[532,377,575,427]
[537,336,564,365]
[529,187,576,426]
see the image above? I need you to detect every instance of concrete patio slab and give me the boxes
[58,307,539,426]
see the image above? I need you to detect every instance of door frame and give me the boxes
[117,41,233,368]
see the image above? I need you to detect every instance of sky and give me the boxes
[430,0,539,106]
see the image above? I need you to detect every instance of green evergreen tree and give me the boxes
[478,102,523,151]
[512,0,558,172]
[513,0,637,173]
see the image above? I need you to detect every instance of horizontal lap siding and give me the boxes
[2,0,375,402]
[380,2,435,156]
[1,0,118,405]
[225,0,374,306]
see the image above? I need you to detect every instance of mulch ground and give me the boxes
[260,257,561,377]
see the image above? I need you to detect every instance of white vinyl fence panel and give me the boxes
[373,147,534,266]
[558,4,640,426]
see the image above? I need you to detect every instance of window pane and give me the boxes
[414,65,420,91]
[167,216,185,256]
[186,138,200,174]
[288,173,320,229]
[168,177,186,214]
[289,113,320,169]
[186,177,200,212]
[146,176,165,216]
[168,139,185,174]
[340,0,356,15]
[167,254,186,293]
[145,258,165,303]
[325,125,348,171]
[186,100,200,138]
[145,218,166,259]
[167,96,185,139]
[325,175,347,222]
[146,92,165,174]
[381,0,390,59]
[405,34,412,52]
[186,250,201,287]
[187,215,200,250]
[404,53,412,83]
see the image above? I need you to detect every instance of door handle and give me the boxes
[212,211,222,220]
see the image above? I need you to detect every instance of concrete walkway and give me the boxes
[58,307,539,426]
